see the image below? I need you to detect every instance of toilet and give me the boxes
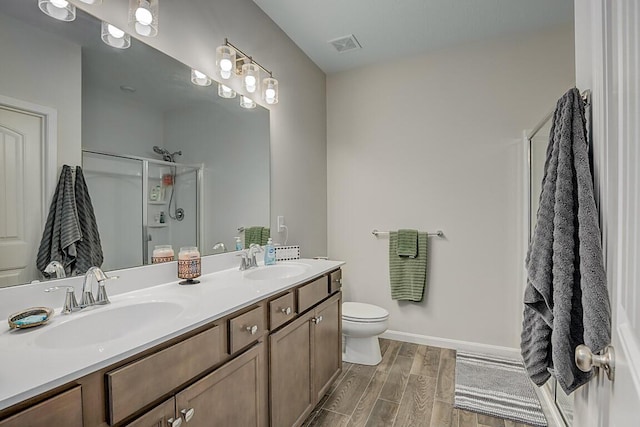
[342,302,389,365]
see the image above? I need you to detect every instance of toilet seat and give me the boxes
[342,302,389,323]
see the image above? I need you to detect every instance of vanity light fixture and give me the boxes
[216,39,279,105]
[218,84,237,99]
[191,69,212,86]
[38,0,76,22]
[242,63,259,94]
[78,0,102,4]
[101,22,131,49]
[129,0,158,37]
[240,95,256,109]
[262,77,278,105]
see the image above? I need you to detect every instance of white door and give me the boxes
[574,0,640,425]
[0,105,43,287]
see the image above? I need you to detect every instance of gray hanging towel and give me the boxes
[520,88,611,395]
[36,165,82,276]
[73,166,103,274]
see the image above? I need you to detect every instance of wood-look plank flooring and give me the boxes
[303,339,534,427]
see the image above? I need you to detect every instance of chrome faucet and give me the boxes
[238,250,250,271]
[81,267,116,307]
[43,261,66,279]
[248,244,263,269]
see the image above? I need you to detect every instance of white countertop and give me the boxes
[0,258,344,411]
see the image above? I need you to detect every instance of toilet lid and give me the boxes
[342,302,389,322]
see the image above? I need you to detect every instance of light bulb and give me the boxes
[245,76,256,86]
[265,88,276,99]
[50,0,69,8]
[220,59,232,72]
[135,6,153,25]
[218,84,236,99]
[107,24,125,39]
[191,69,211,86]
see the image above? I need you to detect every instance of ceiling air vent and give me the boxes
[328,34,361,53]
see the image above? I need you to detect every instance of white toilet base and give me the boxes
[342,336,382,365]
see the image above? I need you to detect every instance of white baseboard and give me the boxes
[535,383,568,427]
[380,330,521,358]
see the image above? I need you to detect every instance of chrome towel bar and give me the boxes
[372,229,444,238]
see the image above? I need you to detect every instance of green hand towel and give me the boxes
[245,227,264,248]
[260,227,270,246]
[397,229,418,258]
[389,231,428,302]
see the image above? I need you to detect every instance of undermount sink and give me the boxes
[35,301,184,349]
[243,263,311,281]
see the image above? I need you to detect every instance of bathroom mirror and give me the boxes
[0,0,270,287]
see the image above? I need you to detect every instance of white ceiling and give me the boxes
[252,0,574,74]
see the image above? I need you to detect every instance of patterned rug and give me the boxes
[454,352,548,427]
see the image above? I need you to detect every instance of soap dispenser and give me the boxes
[264,238,276,265]
[235,236,243,251]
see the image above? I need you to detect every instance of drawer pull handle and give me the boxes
[181,408,195,423]
[280,307,292,315]
[312,315,323,324]
[168,417,183,427]
[246,325,259,335]
[333,278,342,285]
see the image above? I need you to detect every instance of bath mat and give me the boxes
[454,352,547,427]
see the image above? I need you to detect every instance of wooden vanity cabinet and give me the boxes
[270,291,342,427]
[0,268,343,427]
[0,386,83,427]
[175,341,267,427]
[123,398,175,427]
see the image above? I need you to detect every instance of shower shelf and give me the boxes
[148,224,169,228]
[148,201,166,205]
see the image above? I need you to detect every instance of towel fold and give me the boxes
[389,231,428,302]
[520,88,611,395]
[73,166,104,274]
[396,229,418,258]
[244,226,270,248]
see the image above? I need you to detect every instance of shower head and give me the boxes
[152,146,179,162]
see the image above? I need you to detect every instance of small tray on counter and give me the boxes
[8,307,54,330]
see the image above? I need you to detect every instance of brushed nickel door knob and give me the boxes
[246,325,258,335]
[280,307,292,315]
[168,417,183,427]
[575,344,615,381]
[181,408,195,423]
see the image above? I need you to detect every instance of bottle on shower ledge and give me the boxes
[235,236,243,251]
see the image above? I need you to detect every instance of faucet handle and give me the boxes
[45,286,79,314]
[237,251,249,271]
[95,275,118,305]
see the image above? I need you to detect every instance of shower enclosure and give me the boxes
[82,149,203,271]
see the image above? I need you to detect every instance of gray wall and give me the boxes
[72,0,328,258]
[327,25,575,348]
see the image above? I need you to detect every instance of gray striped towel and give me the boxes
[389,231,428,301]
[73,166,103,274]
[36,165,82,276]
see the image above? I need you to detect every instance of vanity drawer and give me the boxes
[0,386,82,427]
[229,305,265,354]
[329,269,342,293]
[269,292,296,330]
[298,276,329,313]
[106,325,222,425]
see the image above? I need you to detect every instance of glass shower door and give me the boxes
[83,151,144,271]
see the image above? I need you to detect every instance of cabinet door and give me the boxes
[313,293,342,402]
[175,342,266,427]
[0,386,82,427]
[125,398,176,427]
[270,312,315,427]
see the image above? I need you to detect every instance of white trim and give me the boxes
[0,94,57,222]
[537,382,569,427]
[380,330,520,358]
